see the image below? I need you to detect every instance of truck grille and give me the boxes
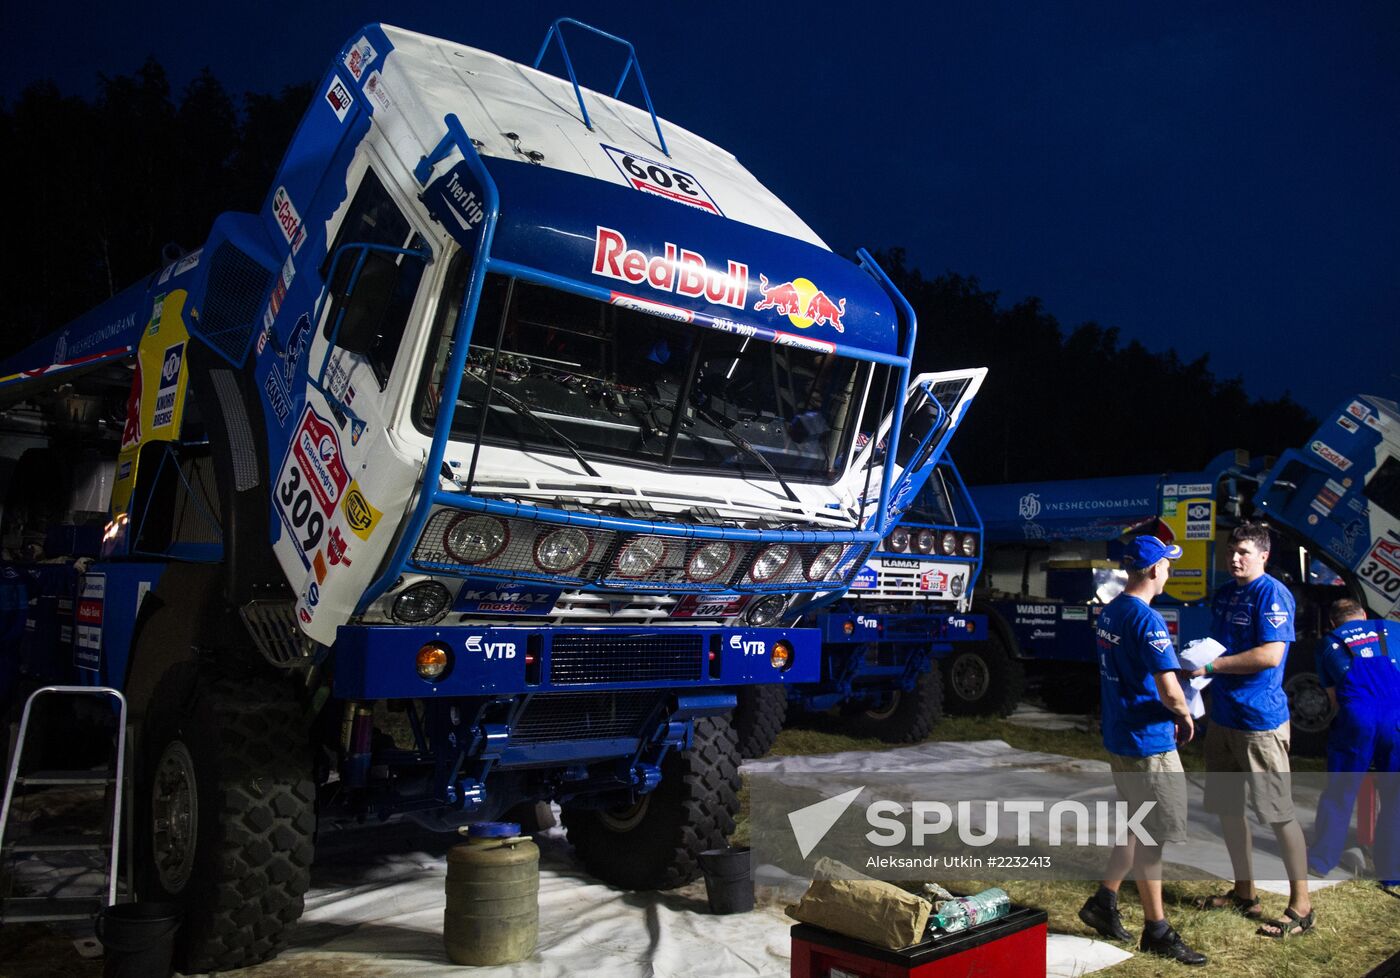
[511,692,661,744]
[549,634,704,685]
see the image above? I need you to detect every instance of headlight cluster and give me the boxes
[883,528,978,557]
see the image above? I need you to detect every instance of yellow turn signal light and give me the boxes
[770,640,794,671]
[416,642,452,681]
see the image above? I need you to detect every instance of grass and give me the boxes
[735,709,1393,977]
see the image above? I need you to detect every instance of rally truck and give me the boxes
[0,20,940,971]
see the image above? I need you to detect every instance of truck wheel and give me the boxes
[1039,665,1102,715]
[561,717,740,890]
[1284,640,1332,758]
[730,685,788,759]
[840,665,943,743]
[942,628,1025,717]
[135,667,315,972]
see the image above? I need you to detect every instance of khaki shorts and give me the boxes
[1109,749,1189,845]
[1202,721,1296,824]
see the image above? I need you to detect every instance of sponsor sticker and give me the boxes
[365,71,392,110]
[454,581,561,616]
[754,275,846,332]
[344,36,378,81]
[275,407,346,562]
[324,77,353,121]
[849,565,878,590]
[1347,399,1371,421]
[152,343,184,429]
[272,187,306,253]
[341,483,382,541]
[600,144,722,216]
[148,293,166,335]
[1061,606,1089,621]
[592,226,748,310]
[1310,439,1352,472]
[1337,414,1359,434]
[670,593,749,619]
[919,568,949,593]
[74,574,105,671]
[326,526,353,567]
[263,371,290,426]
[173,249,202,278]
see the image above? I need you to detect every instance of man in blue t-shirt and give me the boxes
[1189,522,1313,938]
[1307,598,1400,886]
[1079,535,1205,965]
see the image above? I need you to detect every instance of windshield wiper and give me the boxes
[459,384,602,479]
[689,404,800,503]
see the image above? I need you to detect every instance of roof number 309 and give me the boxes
[621,155,698,197]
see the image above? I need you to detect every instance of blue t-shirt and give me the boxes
[1317,619,1400,698]
[1097,593,1181,757]
[1208,574,1295,731]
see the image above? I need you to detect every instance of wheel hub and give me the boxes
[597,795,651,833]
[1284,672,1335,734]
[151,740,199,893]
[864,691,903,721]
[951,653,990,702]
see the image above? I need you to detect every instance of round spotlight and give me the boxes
[393,581,451,623]
[959,533,978,557]
[914,529,936,554]
[444,515,508,563]
[687,541,736,582]
[416,642,452,681]
[939,531,958,556]
[806,543,845,581]
[750,544,793,583]
[885,526,910,553]
[534,527,592,573]
[745,594,789,626]
[770,640,795,671]
[616,536,667,577]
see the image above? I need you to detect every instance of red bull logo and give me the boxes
[754,275,846,332]
[592,226,748,310]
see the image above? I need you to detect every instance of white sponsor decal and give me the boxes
[343,36,377,81]
[1310,440,1352,472]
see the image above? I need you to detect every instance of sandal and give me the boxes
[1256,907,1315,939]
[1193,891,1263,919]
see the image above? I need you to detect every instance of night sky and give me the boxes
[5,1,1397,418]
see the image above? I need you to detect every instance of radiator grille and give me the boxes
[511,692,661,745]
[549,634,704,685]
[200,243,273,364]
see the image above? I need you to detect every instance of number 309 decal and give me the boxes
[601,144,722,216]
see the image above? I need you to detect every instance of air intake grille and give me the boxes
[511,692,661,744]
[550,634,704,685]
[200,242,273,364]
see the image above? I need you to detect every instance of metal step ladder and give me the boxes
[0,685,128,924]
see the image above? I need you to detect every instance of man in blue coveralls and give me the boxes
[1307,597,1400,886]
[1189,522,1313,938]
[1079,535,1206,965]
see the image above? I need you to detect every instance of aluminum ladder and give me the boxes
[0,685,128,924]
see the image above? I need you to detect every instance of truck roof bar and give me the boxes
[533,18,670,157]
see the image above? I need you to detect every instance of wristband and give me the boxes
[1205,662,1215,675]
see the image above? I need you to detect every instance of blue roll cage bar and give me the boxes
[357,110,917,611]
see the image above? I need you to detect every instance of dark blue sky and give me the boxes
[6,1,1397,417]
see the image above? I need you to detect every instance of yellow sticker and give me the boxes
[342,482,382,541]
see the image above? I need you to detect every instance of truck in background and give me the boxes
[0,20,932,971]
[967,394,1399,754]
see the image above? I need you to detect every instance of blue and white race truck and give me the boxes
[969,395,1400,752]
[0,21,943,970]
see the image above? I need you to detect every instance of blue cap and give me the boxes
[1122,535,1183,569]
[467,822,522,838]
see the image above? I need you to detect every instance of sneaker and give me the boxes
[1140,925,1207,966]
[1078,896,1132,941]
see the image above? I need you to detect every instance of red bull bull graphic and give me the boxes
[754,275,846,333]
[591,226,748,310]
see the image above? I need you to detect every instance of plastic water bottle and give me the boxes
[929,887,1011,935]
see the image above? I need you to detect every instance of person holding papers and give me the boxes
[1079,535,1205,965]
[1189,522,1313,938]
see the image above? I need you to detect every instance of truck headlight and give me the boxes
[885,526,909,552]
[393,581,451,623]
[687,541,736,582]
[914,529,936,554]
[444,515,509,563]
[750,544,792,582]
[959,533,978,557]
[616,536,667,577]
[939,531,958,556]
[745,594,789,626]
[534,527,591,573]
[805,544,844,581]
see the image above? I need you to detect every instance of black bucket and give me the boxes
[95,902,181,978]
[698,846,753,914]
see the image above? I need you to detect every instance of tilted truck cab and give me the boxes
[0,21,932,971]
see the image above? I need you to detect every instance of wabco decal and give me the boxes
[591,226,748,310]
[343,36,377,81]
[600,144,722,216]
[1311,439,1352,472]
[324,77,353,121]
[272,186,306,253]
[729,634,766,656]
[465,634,517,660]
[753,275,846,332]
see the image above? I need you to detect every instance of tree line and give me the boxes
[0,62,1315,482]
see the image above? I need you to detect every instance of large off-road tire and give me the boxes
[562,716,741,890]
[135,666,315,973]
[1039,664,1103,715]
[1283,639,1332,758]
[942,625,1025,717]
[839,664,944,743]
[730,684,789,759]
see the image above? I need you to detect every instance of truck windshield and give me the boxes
[420,272,869,482]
